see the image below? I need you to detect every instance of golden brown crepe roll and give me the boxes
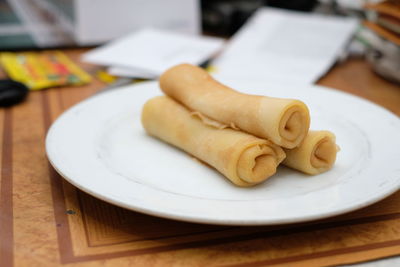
[159,64,310,149]
[142,96,286,187]
[283,130,339,175]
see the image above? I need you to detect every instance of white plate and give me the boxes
[46,81,400,225]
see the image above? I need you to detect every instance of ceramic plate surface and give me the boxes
[46,80,400,225]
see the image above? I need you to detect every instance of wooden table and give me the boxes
[0,50,399,267]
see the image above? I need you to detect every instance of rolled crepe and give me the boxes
[159,64,310,149]
[142,96,286,187]
[283,130,339,175]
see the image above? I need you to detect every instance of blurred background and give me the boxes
[0,0,399,83]
[0,0,397,47]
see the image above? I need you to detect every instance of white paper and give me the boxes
[212,7,358,84]
[107,66,156,79]
[82,28,224,77]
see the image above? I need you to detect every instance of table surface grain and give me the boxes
[0,49,399,267]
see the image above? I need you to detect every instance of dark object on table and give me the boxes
[0,80,29,107]
[201,0,265,36]
[266,0,317,11]
[201,0,317,36]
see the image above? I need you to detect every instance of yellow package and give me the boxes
[0,51,91,90]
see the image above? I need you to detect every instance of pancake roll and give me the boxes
[141,96,286,187]
[159,64,310,149]
[283,130,339,175]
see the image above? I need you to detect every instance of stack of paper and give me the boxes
[82,28,224,79]
[83,8,358,84]
[212,8,358,84]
